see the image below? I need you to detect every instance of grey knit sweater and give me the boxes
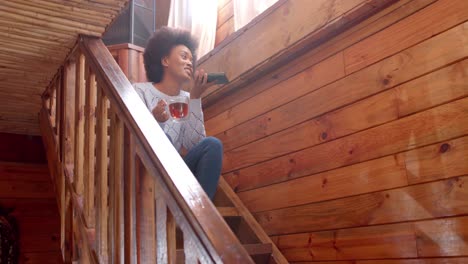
[133,82,206,152]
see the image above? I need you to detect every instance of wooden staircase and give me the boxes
[213,179,287,263]
[39,35,288,263]
[174,178,288,263]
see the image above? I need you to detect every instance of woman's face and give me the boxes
[163,45,194,83]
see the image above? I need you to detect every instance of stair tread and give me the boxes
[176,242,272,256]
[217,206,240,217]
[243,243,273,255]
[218,179,289,263]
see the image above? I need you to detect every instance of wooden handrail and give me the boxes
[39,35,254,263]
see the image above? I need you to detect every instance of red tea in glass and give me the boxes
[169,102,188,119]
[168,96,189,121]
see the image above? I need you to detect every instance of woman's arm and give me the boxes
[134,84,169,129]
[181,98,206,151]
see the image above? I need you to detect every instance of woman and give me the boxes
[134,27,222,199]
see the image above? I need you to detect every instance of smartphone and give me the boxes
[207,72,229,84]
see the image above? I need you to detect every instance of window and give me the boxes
[168,0,218,57]
[168,0,279,56]
[232,0,278,30]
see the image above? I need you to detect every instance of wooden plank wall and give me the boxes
[203,0,468,262]
[0,133,47,163]
[0,133,61,263]
[215,0,234,46]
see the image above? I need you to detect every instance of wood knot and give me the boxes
[382,75,393,85]
[322,178,328,187]
[439,143,450,153]
[385,194,390,198]
[321,132,328,140]
[289,158,296,164]
[447,177,460,188]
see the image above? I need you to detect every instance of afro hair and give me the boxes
[143,27,199,83]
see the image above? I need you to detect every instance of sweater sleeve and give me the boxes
[181,98,206,150]
[134,84,167,130]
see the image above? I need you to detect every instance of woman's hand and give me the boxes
[179,146,188,157]
[152,99,170,122]
[190,69,213,99]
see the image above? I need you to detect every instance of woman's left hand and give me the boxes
[190,69,213,99]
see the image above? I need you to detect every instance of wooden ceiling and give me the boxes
[0,0,128,135]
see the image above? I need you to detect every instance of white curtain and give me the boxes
[232,0,278,30]
[168,0,218,58]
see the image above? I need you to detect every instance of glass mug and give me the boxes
[167,95,189,122]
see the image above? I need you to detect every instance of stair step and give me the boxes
[243,243,272,256]
[225,216,261,245]
[175,243,272,263]
[217,206,240,217]
[218,179,289,263]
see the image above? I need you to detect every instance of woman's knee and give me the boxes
[202,137,223,153]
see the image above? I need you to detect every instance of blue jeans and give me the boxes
[183,137,223,199]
